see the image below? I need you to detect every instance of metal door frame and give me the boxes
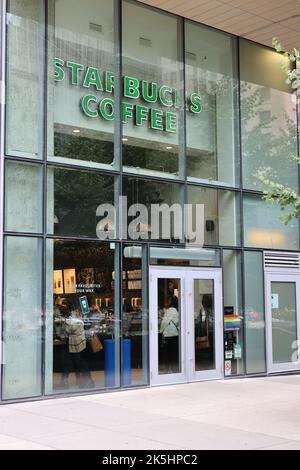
[265,272,300,373]
[149,266,223,386]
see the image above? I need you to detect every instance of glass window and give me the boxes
[123,177,183,242]
[240,39,298,191]
[45,240,120,394]
[185,22,239,187]
[187,186,241,246]
[2,237,42,400]
[47,166,116,237]
[243,194,299,250]
[122,245,148,386]
[244,251,266,374]
[122,1,183,179]
[271,281,297,364]
[158,277,181,374]
[5,161,43,233]
[193,279,215,372]
[223,250,244,376]
[6,0,45,159]
[47,0,116,170]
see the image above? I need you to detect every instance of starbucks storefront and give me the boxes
[1,0,300,402]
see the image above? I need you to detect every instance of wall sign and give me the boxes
[224,360,232,376]
[79,295,90,315]
[233,343,242,359]
[271,293,279,309]
[54,58,203,133]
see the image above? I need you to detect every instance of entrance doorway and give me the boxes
[149,267,223,385]
[265,272,300,373]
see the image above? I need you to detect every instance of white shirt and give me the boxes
[160,307,179,337]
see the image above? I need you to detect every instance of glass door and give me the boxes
[149,267,223,385]
[149,269,186,385]
[186,270,223,381]
[265,273,300,373]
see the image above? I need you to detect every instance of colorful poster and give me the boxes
[63,268,76,294]
[53,270,63,294]
[224,315,241,330]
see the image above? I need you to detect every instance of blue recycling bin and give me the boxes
[104,339,115,387]
[123,338,131,386]
[104,338,131,387]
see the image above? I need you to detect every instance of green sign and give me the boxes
[54,58,203,133]
[234,343,242,359]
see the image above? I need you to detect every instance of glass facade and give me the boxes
[243,195,299,250]
[47,0,116,170]
[244,251,266,374]
[3,237,42,399]
[240,39,298,192]
[223,250,244,376]
[45,240,120,394]
[1,0,300,401]
[122,2,183,178]
[185,22,239,188]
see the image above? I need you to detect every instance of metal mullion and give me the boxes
[4,155,45,165]
[186,179,242,193]
[40,0,49,398]
[45,234,121,243]
[240,248,246,375]
[3,231,44,238]
[296,73,300,249]
[242,188,265,196]
[122,170,185,185]
[0,0,7,402]
[142,243,150,385]
[178,16,185,182]
[114,0,122,175]
[114,0,122,388]
[44,159,120,177]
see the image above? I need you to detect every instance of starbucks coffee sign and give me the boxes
[54,58,203,133]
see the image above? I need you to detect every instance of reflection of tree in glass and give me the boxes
[241,81,297,190]
[53,168,114,237]
[54,132,114,165]
[259,38,300,224]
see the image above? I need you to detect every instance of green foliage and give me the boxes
[272,38,300,93]
[260,39,300,223]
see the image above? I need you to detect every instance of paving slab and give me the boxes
[1,375,300,450]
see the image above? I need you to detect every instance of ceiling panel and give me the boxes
[137,0,300,49]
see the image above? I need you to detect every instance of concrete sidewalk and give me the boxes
[1,374,300,450]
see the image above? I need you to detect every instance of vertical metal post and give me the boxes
[142,243,149,384]
[178,17,186,182]
[0,0,7,401]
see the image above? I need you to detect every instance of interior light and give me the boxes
[166,146,173,150]
[73,129,80,134]
[122,137,128,142]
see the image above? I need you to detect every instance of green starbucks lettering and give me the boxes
[54,58,203,132]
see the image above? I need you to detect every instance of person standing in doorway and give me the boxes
[160,296,179,373]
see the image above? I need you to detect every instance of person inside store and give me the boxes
[55,295,95,389]
[160,295,179,372]
[195,293,213,351]
[54,298,74,389]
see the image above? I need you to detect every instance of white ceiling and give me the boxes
[137,0,300,50]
